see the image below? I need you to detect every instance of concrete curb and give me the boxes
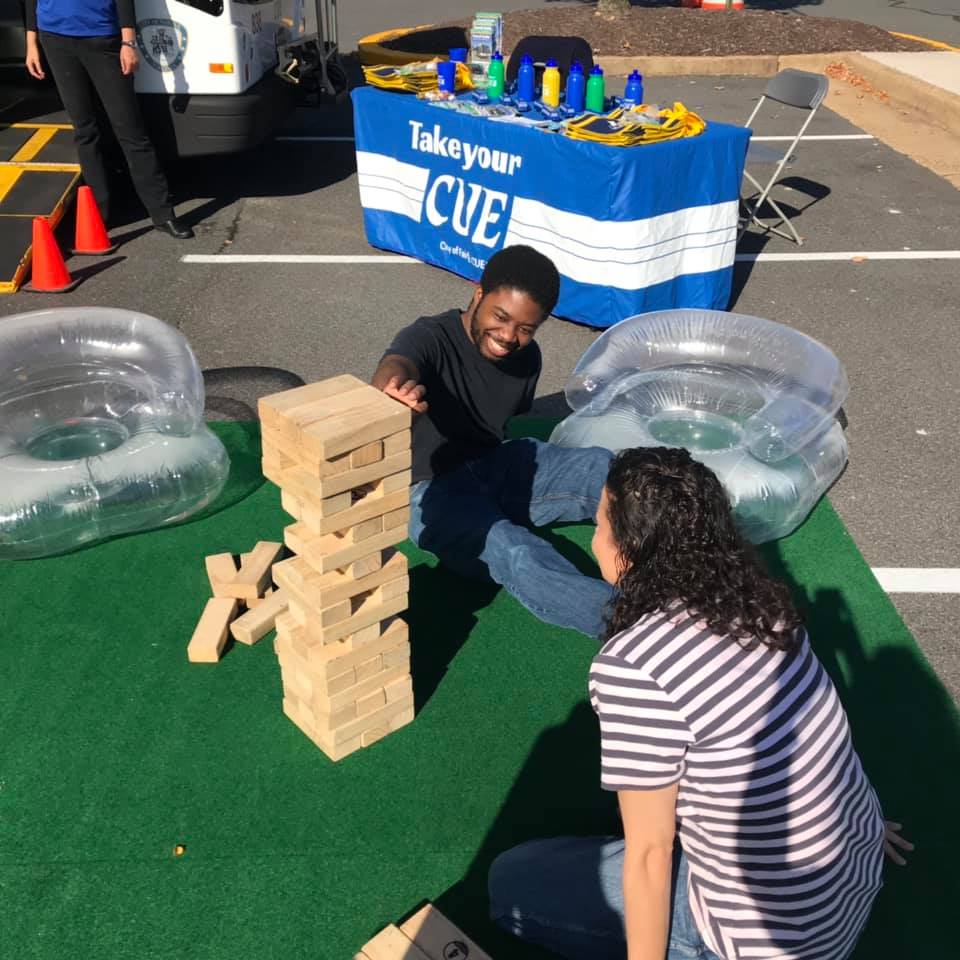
[834,51,960,134]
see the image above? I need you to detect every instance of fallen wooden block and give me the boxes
[204,552,238,597]
[356,904,494,960]
[187,597,239,663]
[231,540,284,600]
[230,588,288,645]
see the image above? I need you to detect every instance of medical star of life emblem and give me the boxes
[136,18,188,72]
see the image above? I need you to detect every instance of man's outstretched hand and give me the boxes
[383,376,428,415]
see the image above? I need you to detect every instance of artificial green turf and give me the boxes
[1,420,957,959]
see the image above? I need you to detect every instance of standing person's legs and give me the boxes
[38,32,114,221]
[78,37,174,224]
[410,462,613,638]
[488,837,722,960]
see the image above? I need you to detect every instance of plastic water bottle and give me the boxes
[487,51,505,101]
[565,59,585,112]
[586,64,605,112]
[624,69,644,105]
[542,57,561,108]
[517,53,535,103]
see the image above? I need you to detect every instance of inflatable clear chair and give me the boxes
[549,309,849,543]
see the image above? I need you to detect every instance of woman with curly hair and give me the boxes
[489,447,911,960]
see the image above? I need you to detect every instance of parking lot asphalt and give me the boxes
[1,76,957,699]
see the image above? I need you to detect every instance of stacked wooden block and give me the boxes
[258,374,414,761]
[357,903,494,960]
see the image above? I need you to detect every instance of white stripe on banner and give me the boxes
[356,151,430,223]
[504,198,739,291]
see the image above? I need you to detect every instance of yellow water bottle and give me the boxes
[542,57,561,108]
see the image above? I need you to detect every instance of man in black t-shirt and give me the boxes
[372,246,614,639]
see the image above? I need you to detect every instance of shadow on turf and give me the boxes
[428,541,959,958]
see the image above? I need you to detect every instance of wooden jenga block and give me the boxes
[311,661,410,716]
[384,675,413,704]
[282,698,366,762]
[361,723,390,747]
[348,516,383,543]
[318,690,414,746]
[383,429,411,456]
[284,485,409,537]
[357,688,387,716]
[399,905,494,960]
[230,541,283,600]
[296,523,408,575]
[345,550,384,580]
[299,393,411,461]
[230,588,288,645]
[272,550,405,612]
[204,553,238,597]
[389,705,415,733]
[358,926,432,960]
[312,450,414,499]
[245,586,274,608]
[297,592,408,646]
[381,470,413,494]
[356,654,383,682]
[285,616,409,679]
[348,621,381,646]
[374,573,409,604]
[273,384,378,443]
[350,440,383,468]
[382,507,410,531]
[258,375,366,429]
[187,598,239,663]
[382,640,410,670]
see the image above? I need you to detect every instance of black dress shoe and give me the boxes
[154,218,194,239]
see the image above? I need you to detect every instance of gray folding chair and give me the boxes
[739,69,829,246]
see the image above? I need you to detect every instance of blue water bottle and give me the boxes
[624,69,644,105]
[565,59,585,112]
[517,53,535,103]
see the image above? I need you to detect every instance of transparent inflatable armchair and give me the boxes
[0,308,229,559]
[549,309,849,543]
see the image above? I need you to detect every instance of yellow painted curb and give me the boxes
[358,25,443,67]
[889,31,959,53]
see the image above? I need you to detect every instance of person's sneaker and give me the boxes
[154,217,194,240]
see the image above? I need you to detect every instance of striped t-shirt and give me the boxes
[589,607,885,960]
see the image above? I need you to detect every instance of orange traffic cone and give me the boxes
[73,185,117,255]
[25,216,80,293]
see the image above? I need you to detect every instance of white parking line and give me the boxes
[752,134,874,141]
[183,251,960,266]
[274,133,875,143]
[872,569,960,593]
[736,251,960,262]
[275,135,356,142]
[181,254,418,264]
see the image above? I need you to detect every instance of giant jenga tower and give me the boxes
[257,375,414,761]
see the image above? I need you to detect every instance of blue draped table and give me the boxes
[352,87,750,328]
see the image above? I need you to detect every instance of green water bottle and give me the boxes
[487,51,505,100]
[586,64,605,112]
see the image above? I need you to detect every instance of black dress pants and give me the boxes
[39,31,172,224]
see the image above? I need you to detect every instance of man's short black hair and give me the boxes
[479,245,560,318]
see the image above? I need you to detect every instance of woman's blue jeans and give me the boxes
[488,837,724,960]
[408,439,616,639]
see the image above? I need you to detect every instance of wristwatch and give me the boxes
[121,40,137,49]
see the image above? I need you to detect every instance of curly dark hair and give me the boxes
[602,447,802,650]
[480,245,560,318]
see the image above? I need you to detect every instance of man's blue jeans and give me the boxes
[488,837,724,960]
[408,438,615,639]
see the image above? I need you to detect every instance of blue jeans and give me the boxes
[488,837,724,960]
[409,439,616,639]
